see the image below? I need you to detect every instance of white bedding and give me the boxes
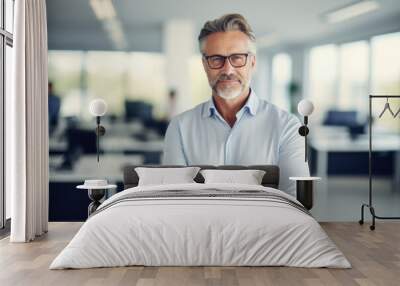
[50,183,351,269]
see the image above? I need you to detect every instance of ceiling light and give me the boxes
[103,19,127,50]
[90,0,116,20]
[325,0,380,24]
[89,0,127,50]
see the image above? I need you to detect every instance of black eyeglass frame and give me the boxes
[202,53,252,69]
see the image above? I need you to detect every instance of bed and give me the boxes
[50,165,351,269]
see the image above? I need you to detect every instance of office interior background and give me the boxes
[2,0,400,226]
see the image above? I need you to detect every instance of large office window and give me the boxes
[338,41,369,111]
[1,0,14,229]
[124,52,167,119]
[271,53,292,111]
[308,33,400,130]
[189,54,210,106]
[371,32,400,94]
[86,51,127,118]
[308,44,338,121]
[49,51,170,121]
[371,32,400,131]
[48,51,84,118]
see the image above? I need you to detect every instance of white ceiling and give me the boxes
[47,0,400,52]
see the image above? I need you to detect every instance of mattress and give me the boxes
[50,183,351,269]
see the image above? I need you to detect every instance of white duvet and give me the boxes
[50,183,351,269]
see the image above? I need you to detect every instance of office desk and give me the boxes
[101,120,144,137]
[49,118,164,154]
[49,135,164,154]
[310,134,400,185]
[50,154,144,183]
[49,154,144,221]
[49,137,67,154]
[51,119,145,138]
[101,137,164,153]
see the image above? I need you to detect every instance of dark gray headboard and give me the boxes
[123,165,279,190]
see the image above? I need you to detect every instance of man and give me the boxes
[162,14,309,197]
[48,82,61,135]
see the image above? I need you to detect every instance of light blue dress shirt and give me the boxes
[162,90,310,197]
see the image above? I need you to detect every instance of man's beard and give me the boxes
[212,74,246,100]
[216,88,242,100]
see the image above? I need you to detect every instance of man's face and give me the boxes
[201,31,256,100]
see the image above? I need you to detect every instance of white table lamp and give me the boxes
[297,99,314,162]
[89,98,107,162]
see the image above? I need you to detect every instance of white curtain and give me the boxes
[7,0,49,242]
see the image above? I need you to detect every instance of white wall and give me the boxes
[163,19,196,115]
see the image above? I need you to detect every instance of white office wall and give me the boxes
[163,19,196,115]
[252,52,269,101]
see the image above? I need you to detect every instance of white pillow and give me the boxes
[200,169,266,185]
[135,167,201,186]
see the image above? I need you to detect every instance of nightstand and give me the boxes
[77,180,117,216]
[289,177,321,210]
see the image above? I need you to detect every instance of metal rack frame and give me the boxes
[359,95,400,230]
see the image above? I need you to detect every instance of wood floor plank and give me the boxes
[0,222,399,286]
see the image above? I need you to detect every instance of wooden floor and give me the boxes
[0,222,399,286]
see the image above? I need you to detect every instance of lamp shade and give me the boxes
[89,99,107,117]
[297,99,314,116]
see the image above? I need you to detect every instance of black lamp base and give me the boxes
[296,180,313,210]
[290,177,321,210]
[87,189,106,216]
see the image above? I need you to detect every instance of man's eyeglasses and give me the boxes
[203,53,251,69]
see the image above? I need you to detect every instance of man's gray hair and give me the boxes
[198,13,256,53]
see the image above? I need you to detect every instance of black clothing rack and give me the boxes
[359,95,400,230]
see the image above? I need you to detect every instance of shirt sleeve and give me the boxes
[277,114,310,197]
[162,118,188,165]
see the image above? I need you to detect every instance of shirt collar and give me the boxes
[202,88,259,118]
